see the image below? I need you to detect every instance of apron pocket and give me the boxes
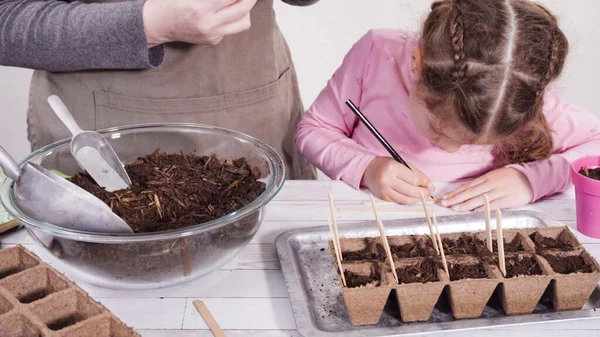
[93,67,292,131]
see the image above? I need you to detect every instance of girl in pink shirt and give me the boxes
[296,0,600,211]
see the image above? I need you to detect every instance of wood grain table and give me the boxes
[2,180,599,337]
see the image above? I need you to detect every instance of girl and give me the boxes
[296,0,600,211]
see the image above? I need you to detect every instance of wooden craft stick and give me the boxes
[483,195,493,252]
[193,300,226,337]
[419,191,439,254]
[0,219,20,234]
[496,209,506,276]
[328,192,343,261]
[180,238,192,277]
[328,218,347,287]
[337,208,423,214]
[370,194,399,284]
[362,199,436,205]
[432,214,449,276]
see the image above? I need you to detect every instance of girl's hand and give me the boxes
[362,157,434,204]
[439,168,534,212]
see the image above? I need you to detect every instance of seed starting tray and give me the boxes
[0,245,139,337]
[275,210,600,336]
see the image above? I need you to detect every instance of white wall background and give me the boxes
[0,0,598,162]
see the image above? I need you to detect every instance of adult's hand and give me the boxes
[143,0,257,47]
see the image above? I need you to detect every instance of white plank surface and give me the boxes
[0,181,599,337]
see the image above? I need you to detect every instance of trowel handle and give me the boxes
[48,95,83,136]
[0,146,21,181]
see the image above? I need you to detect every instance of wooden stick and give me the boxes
[419,191,439,254]
[432,214,449,276]
[337,208,423,214]
[496,209,506,276]
[327,192,343,261]
[369,194,399,284]
[328,218,347,287]
[362,199,436,205]
[193,300,226,337]
[181,238,192,277]
[483,194,493,252]
[0,219,20,234]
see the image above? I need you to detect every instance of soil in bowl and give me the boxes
[69,150,266,233]
[505,255,543,278]
[529,232,575,252]
[579,166,600,181]
[343,264,381,288]
[396,258,439,284]
[448,262,488,281]
[544,255,594,274]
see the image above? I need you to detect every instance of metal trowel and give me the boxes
[0,146,133,233]
[47,95,132,192]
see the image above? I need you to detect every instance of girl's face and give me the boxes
[409,48,488,152]
[408,93,473,152]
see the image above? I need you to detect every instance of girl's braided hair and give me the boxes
[418,0,568,166]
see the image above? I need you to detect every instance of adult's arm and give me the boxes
[0,0,163,72]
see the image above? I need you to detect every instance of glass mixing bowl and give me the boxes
[1,124,284,289]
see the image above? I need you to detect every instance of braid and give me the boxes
[537,32,560,97]
[450,0,467,81]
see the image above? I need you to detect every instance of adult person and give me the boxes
[0,0,317,179]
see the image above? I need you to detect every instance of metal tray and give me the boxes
[275,210,600,336]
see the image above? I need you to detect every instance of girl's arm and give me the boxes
[507,92,600,201]
[0,0,163,71]
[295,31,377,189]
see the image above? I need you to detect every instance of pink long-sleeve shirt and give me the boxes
[296,29,600,202]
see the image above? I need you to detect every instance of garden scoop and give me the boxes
[47,95,132,192]
[0,146,133,233]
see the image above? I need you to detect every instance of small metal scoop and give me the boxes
[0,146,133,233]
[47,95,132,192]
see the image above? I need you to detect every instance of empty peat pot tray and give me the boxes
[276,210,600,337]
[0,245,139,336]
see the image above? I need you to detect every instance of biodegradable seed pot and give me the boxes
[571,156,600,238]
[0,124,285,289]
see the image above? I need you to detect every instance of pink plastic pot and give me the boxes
[571,156,600,239]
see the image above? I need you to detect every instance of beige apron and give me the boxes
[26,0,315,180]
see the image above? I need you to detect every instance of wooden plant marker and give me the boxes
[193,300,226,337]
[496,209,506,276]
[362,199,436,205]
[419,191,439,254]
[483,194,493,252]
[328,218,347,287]
[432,214,449,276]
[328,192,343,261]
[370,194,399,284]
[338,208,423,214]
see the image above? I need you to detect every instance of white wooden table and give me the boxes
[2,180,600,337]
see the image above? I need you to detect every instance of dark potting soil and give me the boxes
[579,167,600,181]
[388,237,437,259]
[505,255,543,278]
[342,238,385,261]
[396,258,439,284]
[491,236,525,253]
[529,232,575,252]
[69,151,266,233]
[544,255,594,274]
[442,235,491,256]
[449,262,488,281]
[344,265,381,288]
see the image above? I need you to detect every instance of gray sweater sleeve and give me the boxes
[0,0,164,72]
